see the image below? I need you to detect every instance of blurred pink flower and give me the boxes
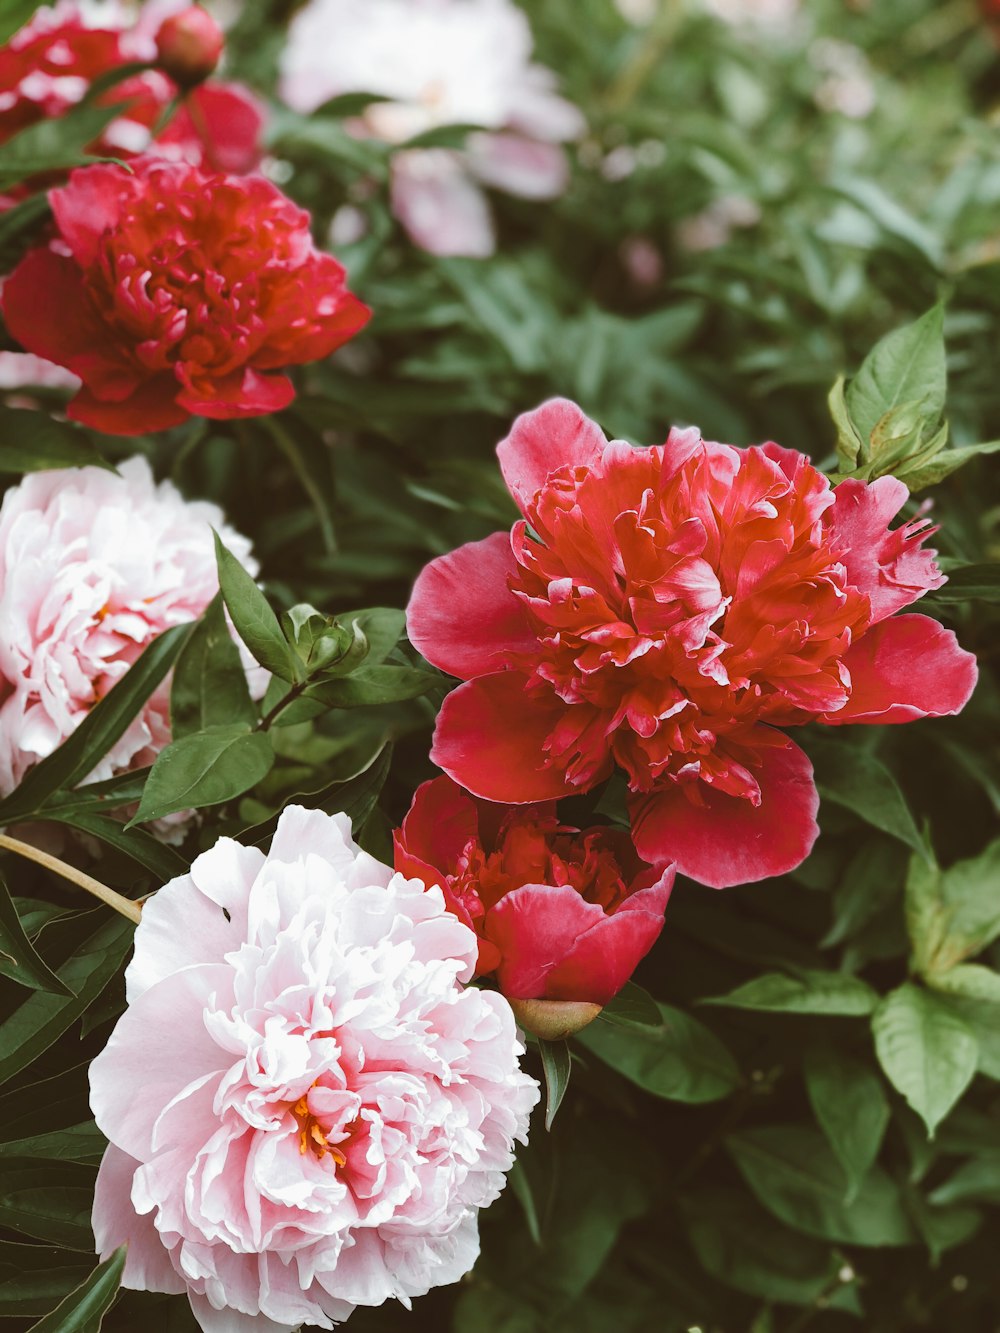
[0,457,257,795]
[278,0,585,257]
[91,805,539,1333]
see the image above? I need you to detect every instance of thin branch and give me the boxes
[0,833,142,925]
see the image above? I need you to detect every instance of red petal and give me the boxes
[50,163,133,267]
[67,377,189,435]
[629,735,819,888]
[2,248,123,379]
[486,874,671,1004]
[497,397,606,516]
[407,531,537,680]
[431,672,599,802]
[823,613,978,724]
[176,368,295,418]
[394,776,481,877]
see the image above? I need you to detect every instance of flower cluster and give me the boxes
[0,457,257,796]
[2,158,371,433]
[0,1,264,174]
[279,0,585,257]
[91,806,538,1333]
[408,399,978,888]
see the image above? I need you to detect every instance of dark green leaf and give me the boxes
[926,562,1000,604]
[807,737,926,858]
[307,664,438,708]
[213,531,300,683]
[804,1045,890,1202]
[241,742,393,847]
[0,873,74,997]
[704,968,877,1016]
[0,914,134,1087]
[43,812,188,883]
[0,1163,96,1250]
[128,726,274,826]
[170,593,257,738]
[595,981,662,1029]
[0,1120,105,1167]
[0,410,113,475]
[0,102,125,188]
[539,1039,571,1131]
[0,1244,93,1319]
[726,1125,916,1246]
[26,1245,125,1332]
[578,1002,740,1103]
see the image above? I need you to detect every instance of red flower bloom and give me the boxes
[0,3,264,174]
[1,158,371,434]
[394,775,673,1004]
[154,6,224,87]
[408,399,978,889]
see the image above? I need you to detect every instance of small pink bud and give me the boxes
[155,6,225,86]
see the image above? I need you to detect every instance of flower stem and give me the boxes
[0,833,142,925]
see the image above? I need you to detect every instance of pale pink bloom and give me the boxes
[0,457,257,795]
[278,0,584,257]
[0,351,81,391]
[811,39,876,120]
[676,194,762,253]
[91,805,539,1333]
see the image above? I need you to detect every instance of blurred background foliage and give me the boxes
[1,0,1000,1330]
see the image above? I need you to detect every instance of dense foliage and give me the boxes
[0,0,998,1330]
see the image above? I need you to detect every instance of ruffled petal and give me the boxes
[92,1145,187,1296]
[823,613,978,724]
[497,397,607,516]
[629,735,819,888]
[407,531,537,680]
[431,673,598,802]
[393,775,481,876]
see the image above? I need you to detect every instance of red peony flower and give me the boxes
[1,158,371,434]
[408,399,978,889]
[0,3,264,174]
[394,775,673,1004]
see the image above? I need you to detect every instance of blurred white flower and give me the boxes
[676,193,761,252]
[811,38,876,119]
[278,0,585,257]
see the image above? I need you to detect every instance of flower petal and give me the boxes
[486,872,672,1003]
[391,150,496,258]
[92,1145,187,1295]
[497,397,607,516]
[823,613,978,724]
[393,776,481,877]
[431,672,605,802]
[67,377,190,434]
[629,735,819,887]
[407,531,537,680]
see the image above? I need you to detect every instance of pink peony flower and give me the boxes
[1,157,371,434]
[407,399,978,889]
[394,775,673,1004]
[278,0,585,257]
[0,2,265,175]
[0,457,257,796]
[90,805,539,1332]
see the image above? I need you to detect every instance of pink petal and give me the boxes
[176,368,296,419]
[629,735,819,888]
[92,1145,186,1295]
[823,613,978,724]
[407,531,537,680]
[829,476,945,622]
[468,132,569,199]
[486,872,672,1004]
[50,164,133,268]
[188,1294,293,1333]
[393,776,481,876]
[67,378,190,435]
[391,150,496,258]
[497,398,607,516]
[431,672,598,802]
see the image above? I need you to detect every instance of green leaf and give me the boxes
[828,374,865,470]
[928,1157,1000,1208]
[871,983,978,1137]
[213,531,299,683]
[577,1002,740,1103]
[43,811,188,883]
[341,608,406,666]
[937,837,1000,965]
[0,410,113,475]
[307,664,438,708]
[0,1244,93,1319]
[0,1163,96,1249]
[804,1045,890,1202]
[926,562,1000,603]
[594,981,662,1029]
[170,593,257,738]
[25,1246,124,1332]
[0,102,125,188]
[704,968,878,1016]
[726,1125,915,1246]
[241,742,393,848]
[0,626,188,826]
[927,963,1000,1004]
[508,1161,542,1247]
[845,304,945,446]
[0,873,74,997]
[128,725,274,826]
[0,0,46,43]
[0,914,134,1087]
[807,738,926,858]
[538,1039,571,1131]
[902,439,1000,491]
[0,1121,105,1167]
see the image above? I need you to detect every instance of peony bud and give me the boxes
[509,998,603,1041]
[155,6,225,86]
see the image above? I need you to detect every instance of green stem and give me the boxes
[0,833,141,925]
[265,416,338,555]
[255,678,310,732]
